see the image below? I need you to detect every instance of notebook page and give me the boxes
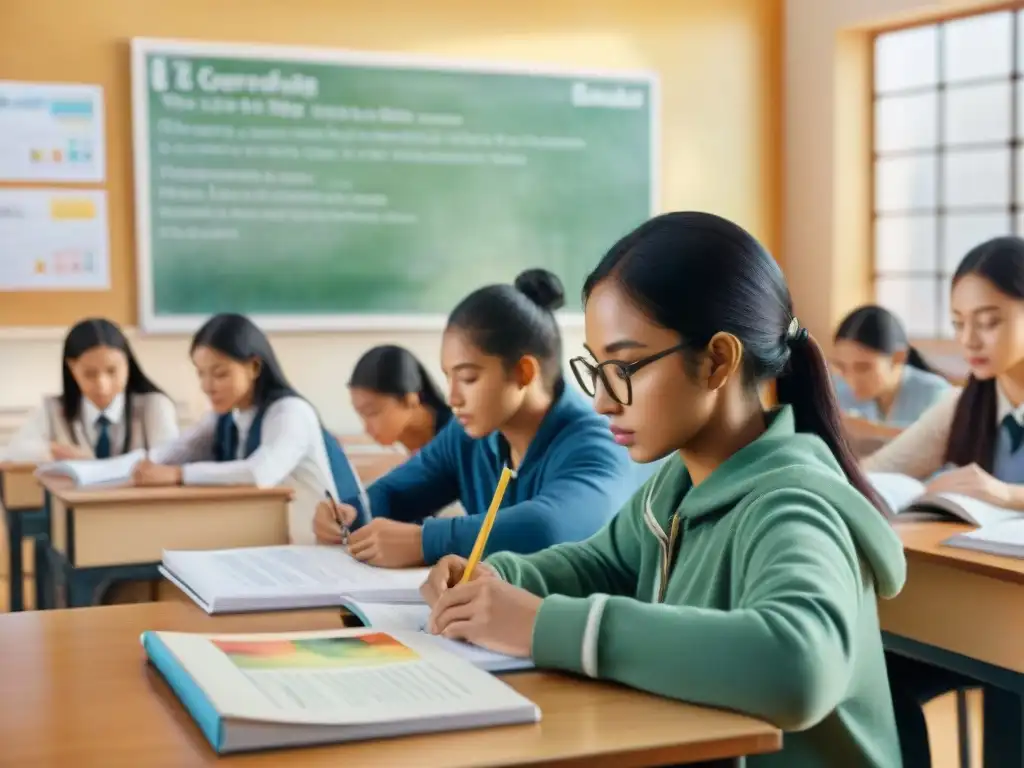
[935,493,1021,529]
[341,600,535,672]
[163,546,428,602]
[36,449,145,487]
[867,472,926,515]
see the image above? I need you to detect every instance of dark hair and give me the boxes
[446,268,566,390]
[945,236,1024,471]
[834,305,934,373]
[190,313,296,408]
[61,318,163,422]
[583,212,887,516]
[349,345,450,418]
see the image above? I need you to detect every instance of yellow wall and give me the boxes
[784,0,1008,344]
[0,0,781,430]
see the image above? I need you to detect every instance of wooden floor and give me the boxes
[0,576,985,767]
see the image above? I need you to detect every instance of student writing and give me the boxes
[831,304,950,427]
[313,269,634,568]
[4,318,177,461]
[864,236,1024,767]
[348,345,452,454]
[131,313,366,544]
[421,212,906,768]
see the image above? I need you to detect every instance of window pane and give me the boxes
[876,92,938,152]
[875,26,939,93]
[875,277,941,337]
[942,148,1010,208]
[943,82,1011,145]
[943,11,1013,83]
[939,287,955,339]
[1016,80,1024,138]
[942,213,1011,271]
[874,215,937,272]
[1018,211,1024,236]
[876,154,937,212]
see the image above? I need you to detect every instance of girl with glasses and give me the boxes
[421,212,906,768]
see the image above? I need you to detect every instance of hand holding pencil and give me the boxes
[313,491,357,546]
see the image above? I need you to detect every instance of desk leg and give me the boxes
[32,537,49,611]
[984,687,1024,767]
[5,509,23,612]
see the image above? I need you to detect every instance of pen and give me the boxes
[325,489,350,546]
[460,465,516,584]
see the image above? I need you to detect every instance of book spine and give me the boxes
[142,631,224,753]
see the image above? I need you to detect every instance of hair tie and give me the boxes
[786,316,809,346]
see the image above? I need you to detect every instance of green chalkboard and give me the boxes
[131,39,657,331]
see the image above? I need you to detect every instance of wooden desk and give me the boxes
[0,462,47,612]
[0,603,781,767]
[880,521,1024,765]
[39,476,293,608]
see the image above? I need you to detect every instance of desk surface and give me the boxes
[0,461,38,473]
[0,603,781,767]
[38,474,294,506]
[896,520,1024,585]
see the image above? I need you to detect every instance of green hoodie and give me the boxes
[487,406,907,768]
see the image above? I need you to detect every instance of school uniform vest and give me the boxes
[43,393,155,457]
[212,397,370,525]
[993,418,1024,484]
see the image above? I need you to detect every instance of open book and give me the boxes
[142,628,540,754]
[35,450,144,487]
[868,472,1020,528]
[339,598,534,674]
[945,518,1024,559]
[160,545,430,614]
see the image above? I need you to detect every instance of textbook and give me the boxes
[869,472,1019,528]
[339,598,534,673]
[944,518,1024,559]
[35,450,144,487]
[161,545,429,614]
[141,628,540,754]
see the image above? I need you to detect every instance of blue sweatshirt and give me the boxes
[344,385,634,565]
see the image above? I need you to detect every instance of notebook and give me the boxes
[160,545,429,614]
[944,518,1024,559]
[339,598,534,674]
[141,628,540,754]
[35,450,144,487]
[868,472,1019,528]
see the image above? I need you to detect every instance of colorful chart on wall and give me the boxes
[131,38,658,332]
[0,81,105,183]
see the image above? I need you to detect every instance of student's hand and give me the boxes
[348,519,425,568]
[49,443,92,461]
[427,578,541,658]
[420,555,497,608]
[925,463,1012,507]
[131,459,183,487]
[313,500,358,545]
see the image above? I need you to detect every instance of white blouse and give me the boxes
[4,392,179,462]
[863,385,1024,479]
[148,396,335,544]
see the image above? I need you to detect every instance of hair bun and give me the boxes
[514,268,565,312]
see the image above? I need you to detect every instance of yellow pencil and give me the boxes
[460,465,516,584]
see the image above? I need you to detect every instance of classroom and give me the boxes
[0,0,1021,765]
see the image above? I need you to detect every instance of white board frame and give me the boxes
[131,37,660,334]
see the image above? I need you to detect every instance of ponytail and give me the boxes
[944,376,997,472]
[414,361,452,421]
[904,346,935,374]
[776,334,891,518]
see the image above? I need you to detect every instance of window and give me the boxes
[873,9,1020,338]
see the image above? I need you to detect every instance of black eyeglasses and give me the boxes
[569,344,685,406]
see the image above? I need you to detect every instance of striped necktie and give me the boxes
[1002,414,1024,454]
[94,414,111,459]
